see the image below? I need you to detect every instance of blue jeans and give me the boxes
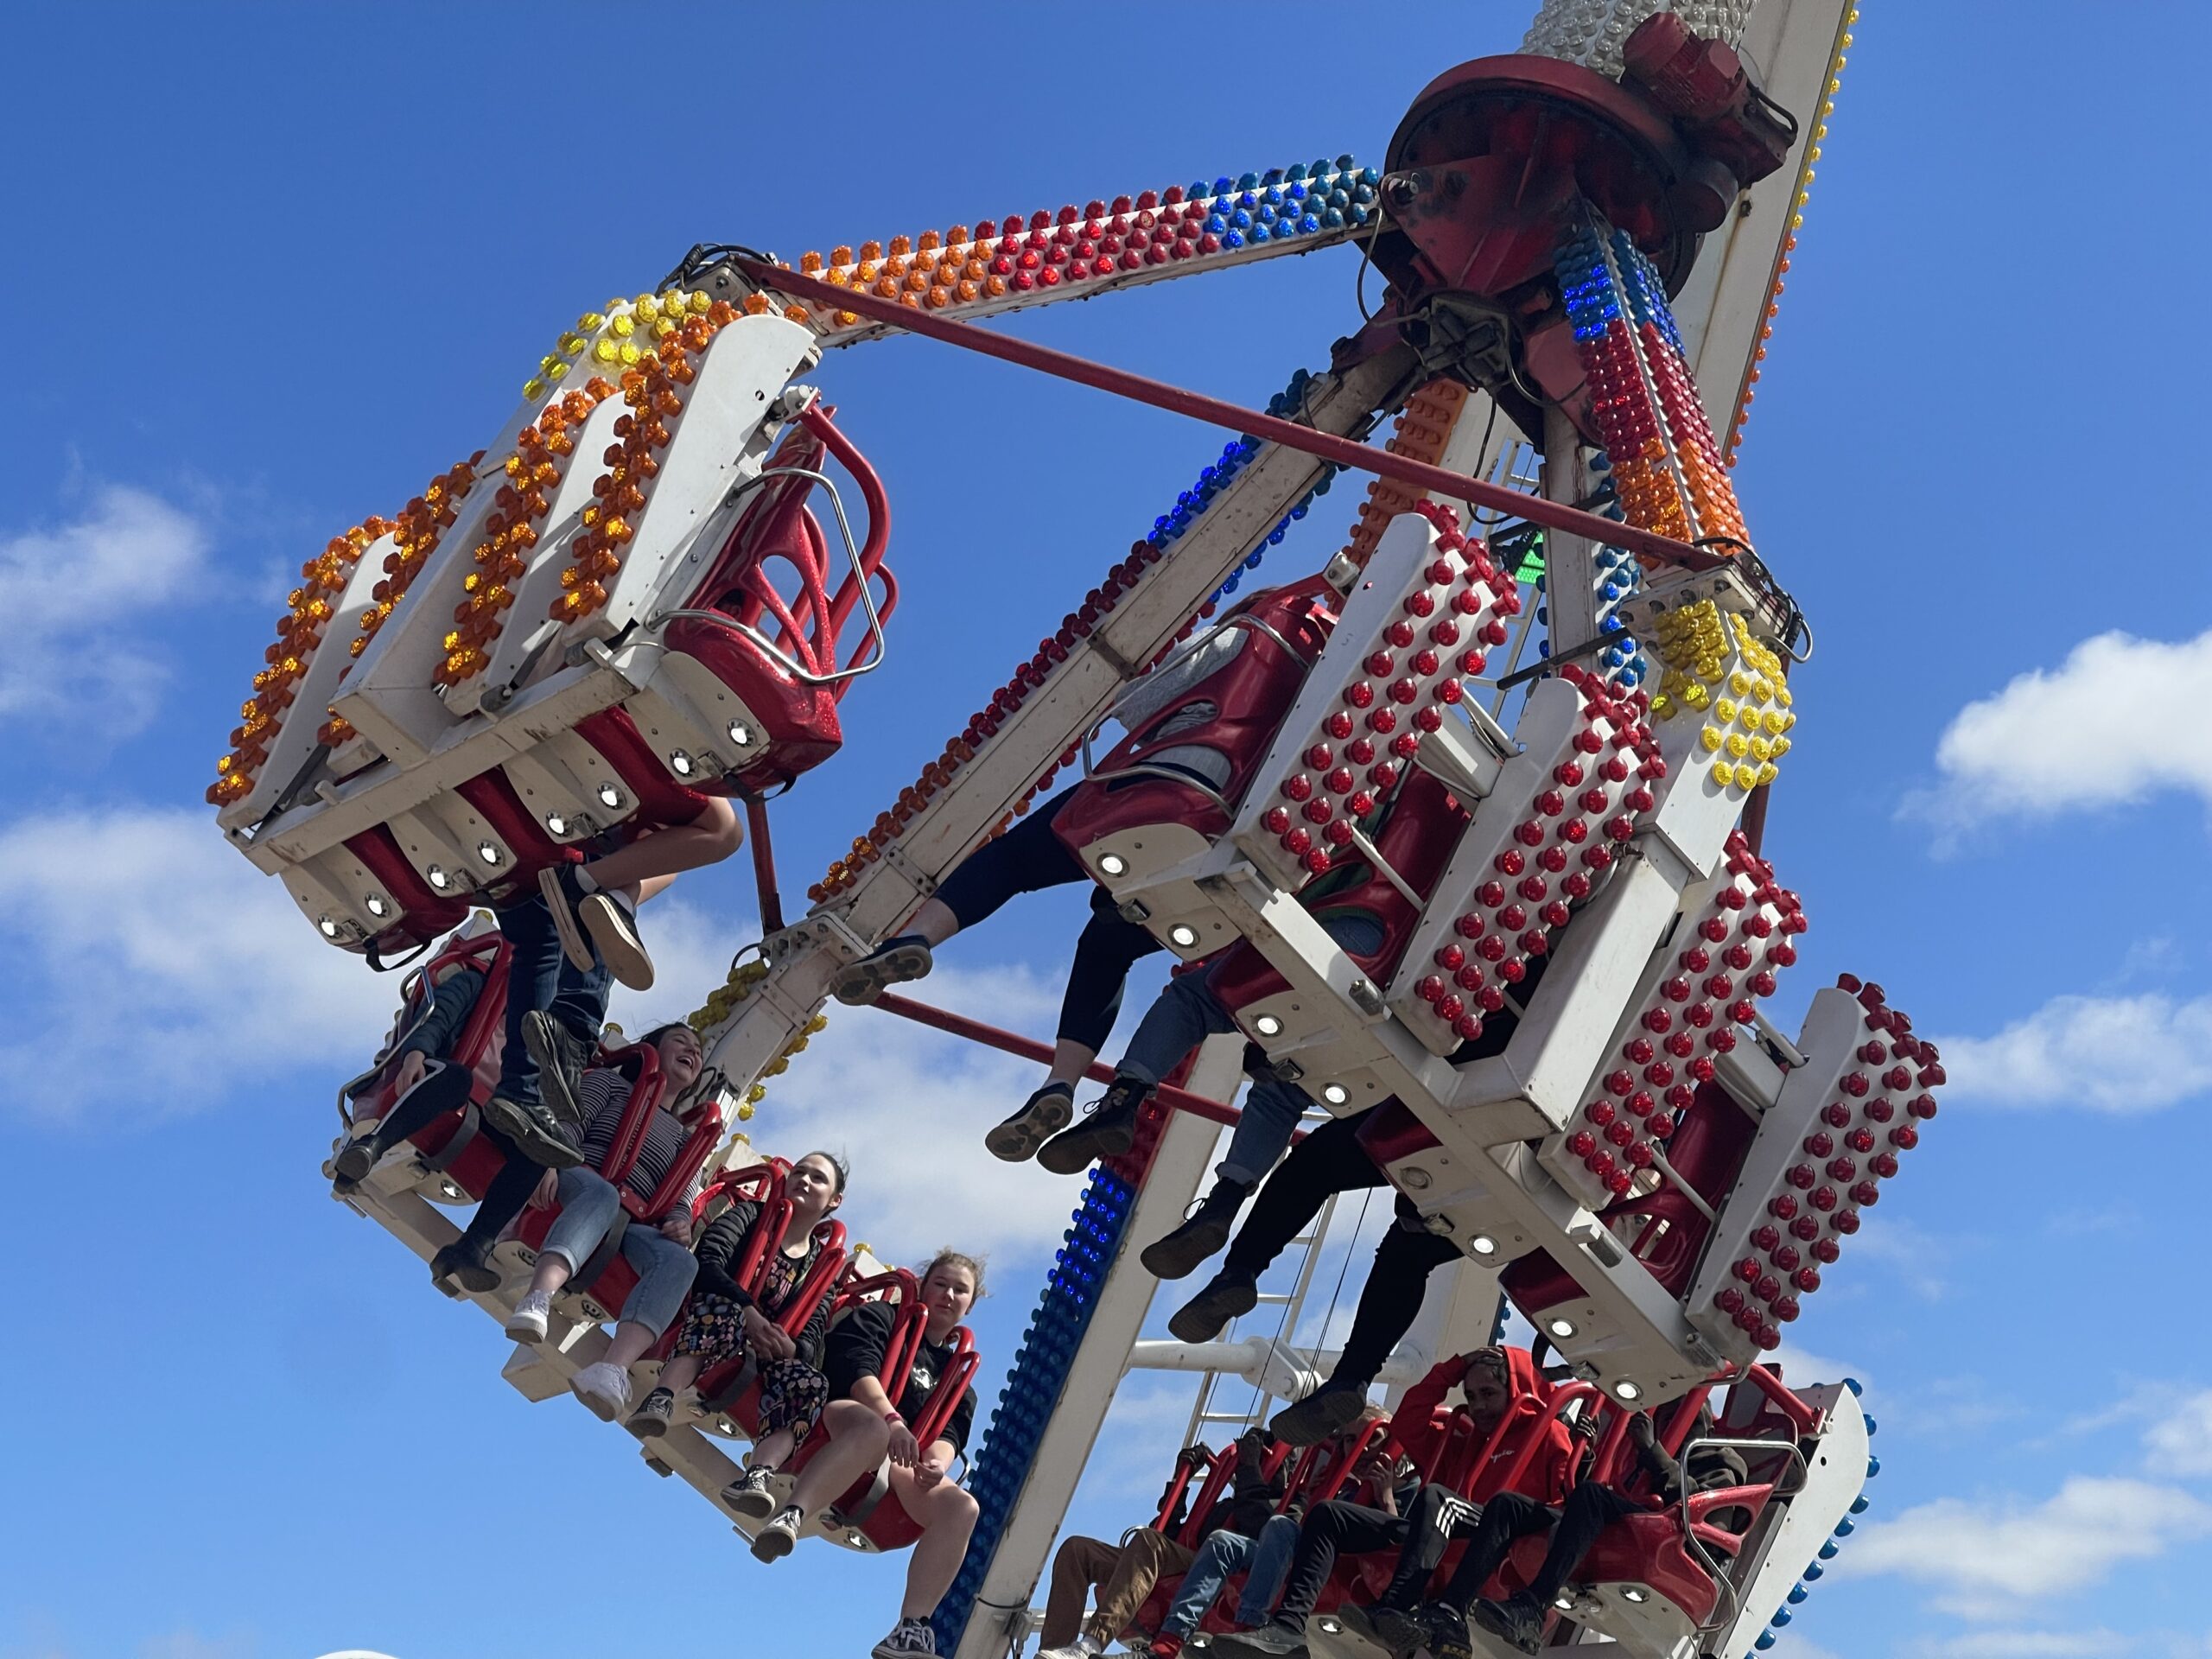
[541,1166,698,1337]
[1117,914,1385,1186]
[493,892,613,1109]
[1160,1514,1300,1637]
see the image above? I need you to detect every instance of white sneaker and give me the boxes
[570,1360,632,1421]
[504,1287,552,1344]
[750,1502,804,1562]
[581,887,654,991]
[1035,1638,1101,1659]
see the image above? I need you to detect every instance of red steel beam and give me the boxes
[732,257,1722,572]
[870,991,1243,1131]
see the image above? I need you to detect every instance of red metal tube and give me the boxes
[870,991,1240,1129]
[733,258,1719,572]
[745,796,785,935]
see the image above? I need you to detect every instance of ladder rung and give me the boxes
[1252,1293,1294,1306]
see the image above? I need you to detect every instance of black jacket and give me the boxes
[824,1300,976,1457]
[690,1199,836,1368]
[1173,1435,1287,1541]
[390,966,486,1069]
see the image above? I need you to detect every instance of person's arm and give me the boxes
[825,1303,921,1466]
[1389,1356,1465,1469]
[1626,1413,1684,1499]
[689,1204,762,1306]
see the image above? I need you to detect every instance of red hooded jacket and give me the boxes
[1390,1345,1577,1505]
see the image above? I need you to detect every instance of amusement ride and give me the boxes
[209,2,1910,1655]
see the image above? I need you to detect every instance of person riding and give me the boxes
[535,798,741,993]
[1036,1425,1287,1659]
[1454,1404,1750,1656]
[1217,1346,1573,1659]
[499,1022,713,1421]
[625,1151,848,1465]
[752,1251,985,1659]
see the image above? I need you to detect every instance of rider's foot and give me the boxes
[429,1236,499,1296]
[1141,1175,1255,1279]
[570,1360,632,1421]
[1167,1266,1260,1343]
[721,1464,779,1518]
[1269,1375,1372,1446]
[581,883,653,992]
[504,1287,553,1344]
[831,934,934,1006]
[625,1385,677,1439]
[751,1503,804,1561]
[537,861,600,976]
[984,1081,1075,1163]
[332,1129,386,1191]
[1036,1076,1152,1174]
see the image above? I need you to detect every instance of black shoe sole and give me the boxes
[333,1137,382,1188]
[984,1088,1074,1163]
[831,941,933,1006]
[1269,1386,1367,1446]
[538,864,597,976]
[722,1479,779,1520]
[429,1244,499,1296]
[1141,1209,1236,1281]
[626,1408,673,1440]
[518,1012,586,1128]
[1167,1275,1259,1343]
[480,1092,584,1170]
[1036,1104,1140,1176]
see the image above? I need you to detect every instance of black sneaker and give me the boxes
[1269,1376,1370,1446]
[869,1618,938,1657]
[626,1385,677,1440]
[518,1008,593,1132]
[1471,1592,1543,1656]
[580,884,653,991]
[332,1130,385,1191]
[721,1464,778,1518]
[1037,1076,1152,1174]
[537,861,599,976]
[1338,1603,1421,1659]
[1212,1620,1307,1657]
[429,1236,499,1296]
[983,1081,1074,1162]
[1141,1176,1254,1279]
[480,1090,584,1170]
[831,934,934,1006]
[1167,1267,1259,1343]
[1421,1603,1476,1659]
[750,1502,804,1561]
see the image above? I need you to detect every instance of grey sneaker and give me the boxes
[983,1082,1074,1163]
[518,1008,593,1131]
[570,1360,632,1421]
[537,861,598,975]
[480,1090,583,1170]
[581,886,653,991]
[721,1465,778,1518]
[831,934,933,1005]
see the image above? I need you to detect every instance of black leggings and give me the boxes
[931,785,1161,1052]
[1276,1498,1410,1629]
[1378,1484,1487,1611]
[365,1061,542,1250]
[1440,1484,1636,1611]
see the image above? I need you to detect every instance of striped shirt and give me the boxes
[575,1068,705,1217]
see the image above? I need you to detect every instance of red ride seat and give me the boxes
[1053,572,1340,867]
[1501,1080,1756,1325]
[351,927,514,1203]
[512,1043,725,1319]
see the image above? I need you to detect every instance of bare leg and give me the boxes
[785,1399,891,1518]
[603,1319,658,1369]
[904,897,961,948]
[1048,1037,1097,1090]
[748,1424,799,1471]
[528,1255,575,1297]
[583,798,743,892]
[657,1352,704,1395]
[888,1465,982,1620]
[634,874,677,906]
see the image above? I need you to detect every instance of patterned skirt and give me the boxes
[674,1292,829,1442]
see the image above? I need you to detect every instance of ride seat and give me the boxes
[351,928,513,1202]
[1054,572,1340,886]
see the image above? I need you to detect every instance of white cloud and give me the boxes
[1936,991,2212,1112]
[1904,629,2212,837]
[2144,1389,2212,1478]
[1917,1634,2129,1659]
[1765,1642,1844,1659]
[1844,1477,2212,1619]
[1771,1339,1863,1396]
[0,805,395,1117]
[0,486,207,733]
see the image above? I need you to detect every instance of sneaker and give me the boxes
[983,1081,1075,1163]
[625,1385,677,1440]
[1148,1637,1185,1659]
[721,1464,779,1518]
[870,1618,938,1657]
[1034,1637,1101,1659]
[1337,1603,1421,1659]
[1211,1620,1307,1657]
[1269,1377,1370,1446]
[1471,1592,1543,1656]
[537,861,598,976]
[832,934,934,1006]
[1415,1604,1474,1659]
[1167,1268,1260,1343]
[480,1090,584,1170]
[430,1236,499,1296]
[518,1008,593,1133]
[505,1287,553,1343]
[1141,1176,1254,1280]
[332,1131,385,1191]
[580,885,653,991]
[750,1502,804,1562]
[1037,1076,1152,1174]
[570,1360,633,1421]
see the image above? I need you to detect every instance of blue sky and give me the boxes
[3,4,2209,1657]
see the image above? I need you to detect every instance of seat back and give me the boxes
[360,929,512,1199]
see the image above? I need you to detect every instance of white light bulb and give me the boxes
[727,721,753,746]
[544,813,568,836]
[1254,1014,1283,1037]
[597,783,622,809]
[669,750,696,778]
[1322,1084,1349,1106]
[1470,1234,1497,1255]
[1097,853,1128,878]
[427,865,451,891]
[1168,924,1199,949]
[476,841,501,865]
[364,895,390,918]
[1548,1318,1577,1339]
